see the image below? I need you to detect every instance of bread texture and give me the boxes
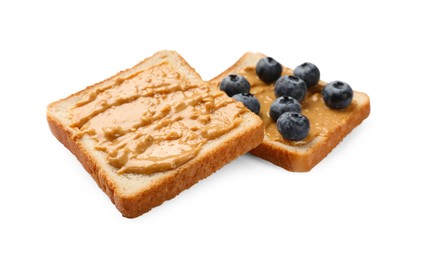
[209,52,370,172]
[47,50,264,218]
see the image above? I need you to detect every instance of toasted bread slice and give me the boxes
[209,52,370,172]
[47,50,263,218]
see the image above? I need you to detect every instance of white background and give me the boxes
[1,0,421,259]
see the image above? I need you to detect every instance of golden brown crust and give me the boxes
[249,92,370,171]
[115,121,264,217]
[47,113,118,203]
[209,52,371,172]
[48,110,263,217]
[47,50,264,218]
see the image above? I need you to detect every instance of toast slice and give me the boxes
[209,52,370,172]
[47,50,263,218]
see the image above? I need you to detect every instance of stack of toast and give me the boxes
[47,50,370,218]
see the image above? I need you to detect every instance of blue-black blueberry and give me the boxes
[274,75,307,102]
[293,62,320,87]
[219,74,251,97]
[270,96,302,122]
[276,112,310,141]
[322,81,353,109]
[232,93,260,115]
[256,57,282,84]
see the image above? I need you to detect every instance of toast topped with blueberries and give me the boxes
[47,50,264,218]
[209,52,370,172]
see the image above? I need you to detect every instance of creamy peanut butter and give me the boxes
[69,62,247,174]
[240,66,356,146]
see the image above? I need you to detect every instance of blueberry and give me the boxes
[322,81,353,109]
[219,74,251,97]
[269,96,302,122]
[274,75,307,102]
[256,57,282,84]
[232,93,260,115]
[293,62,320,87]
[276,112,310,141]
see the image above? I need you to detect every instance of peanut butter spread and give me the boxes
[240,66,356,146]
[69,62,247,174]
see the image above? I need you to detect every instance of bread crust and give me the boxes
[47,50,264,218]
[209,52,370,172]
[47,110,263,217]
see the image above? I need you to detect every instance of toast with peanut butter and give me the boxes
[47,50,264,218]
[209,52,370,172]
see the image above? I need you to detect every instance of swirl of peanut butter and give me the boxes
[69,62,246,174]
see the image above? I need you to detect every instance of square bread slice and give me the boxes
[47,50,263,218]
[209,52,370,172]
